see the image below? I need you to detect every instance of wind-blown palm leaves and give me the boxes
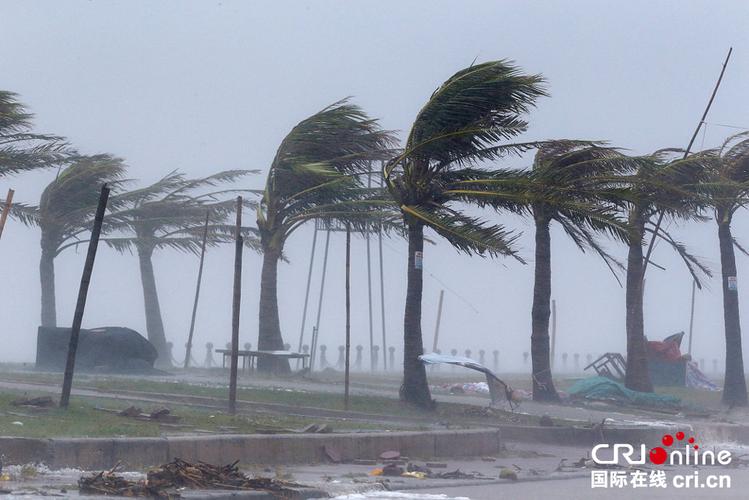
[11,155,128,327]
[523,142,630,401]
[703,132,749,406]
[97,169,258,366]
[383,60,546,408]
[615,150,713,392]
[256,100,396,373]
[0,91,69,178]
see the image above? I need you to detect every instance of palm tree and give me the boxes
[618,150,712,392]
[704,133,749,406]
[523,141,630,401]
[93,170,257,366]
[1,90,69,178]
[383,60,546,408]
[256,100,395,373]
[12,155,128,327]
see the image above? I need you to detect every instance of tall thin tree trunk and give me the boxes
[399,222,433,409]
[39,243,57,327]
[137,246,171,367]
[624,212,652,392]
[530,213,559,401]
[718,215,748,406]
[257,248,290,374]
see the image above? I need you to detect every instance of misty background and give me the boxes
[1,0,748,373]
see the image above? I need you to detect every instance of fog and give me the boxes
[1,0,748,373]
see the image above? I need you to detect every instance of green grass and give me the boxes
[0,391,388,438]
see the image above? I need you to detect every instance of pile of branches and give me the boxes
[79,459,302,498]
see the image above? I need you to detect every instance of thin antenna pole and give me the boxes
[432,289,444,353]
[378,172,388,370]
[642,47,733,278]
[184,211,210,368]
[311,228,331,371]
[60,184,109,408]
[550,299,557,369]
[344,224,351,409]
[0,188,14,241]
[228,197,243,414]
[296,226,318,367]
[366,171,374,371]
[687,279,697,355]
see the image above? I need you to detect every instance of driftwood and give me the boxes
[79,459,303,498]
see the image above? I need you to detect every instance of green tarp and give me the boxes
[568,376,681,408]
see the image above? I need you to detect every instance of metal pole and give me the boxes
[60,184,110,408]
[366,172,374,371]
[184,211,210,369]
[311,228,331,371]
[550,299,557,370]
[432,289,444,353]
[687,279,697,355]
[228,197,243,414]
[345,224,351,409]
[377,172,388,371]
[296,227,319,367]
[0,188,14,241]
[643,47,732,278]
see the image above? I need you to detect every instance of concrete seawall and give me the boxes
[4,422,735,470]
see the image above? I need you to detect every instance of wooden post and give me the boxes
[687,279,697,355]
[60,184,110,408]
[550,299,557,369]
[228,197,243,414]
[431,290,444,353]
[344,224,351,410]
[0,188,15,241]
[184,211,210,368]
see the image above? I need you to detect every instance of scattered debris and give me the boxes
[11,396,55,408]
[480,456,496,462]
[11,421,23,427]
[79,459,304,498]
[95,406,182,424]
[425,462,447,469]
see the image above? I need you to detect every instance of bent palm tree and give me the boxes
[89,170,258,366]
[256,100,395,373]
[0,90,69,178]
[524,141,630,401]
[384,60,546,408]
[618,150,712,392]
[12,155,128,327]
[704,133,749,406]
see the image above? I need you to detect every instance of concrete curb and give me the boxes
[0,423,735,470]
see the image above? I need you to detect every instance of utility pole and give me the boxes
[344,224,351,410]
[184,211,210,368]
[228,197,243,414]
[687,279,697,355]
[550,299,557,369]
[60,184,109,408]
[432,290,445,353]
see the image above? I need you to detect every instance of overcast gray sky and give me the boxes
[2,0,748,373]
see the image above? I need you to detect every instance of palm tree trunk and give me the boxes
[399,222,433,409]
[717,216,748,406]
[530,214,559,401]
[137,246,171,367]
[39,243,57,327]
[624,213,653,392]
[257,249,290,374]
